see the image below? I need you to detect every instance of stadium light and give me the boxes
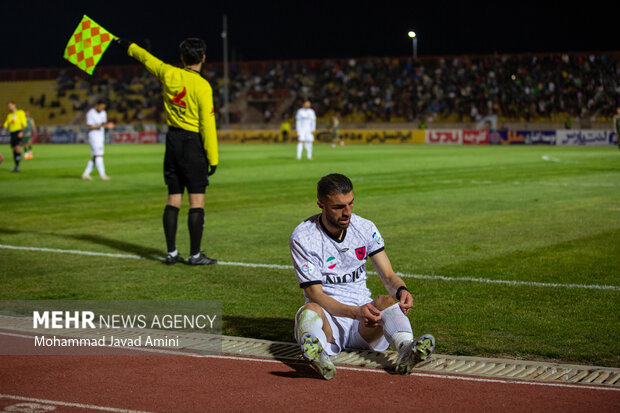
[408,31,418,60]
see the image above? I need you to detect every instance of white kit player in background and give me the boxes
[82,100,115,180]
[295,100,316,160]
[289,173,435,380]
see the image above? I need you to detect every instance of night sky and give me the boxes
[1,0,617,70]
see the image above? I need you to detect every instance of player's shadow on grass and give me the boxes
[69,234,163,261]
[223,316,295,343]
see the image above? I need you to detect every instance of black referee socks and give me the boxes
[188,207,205,256]
[163,205,179,253]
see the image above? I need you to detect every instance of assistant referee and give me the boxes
[116,38,219,265]
[3,101,27,172]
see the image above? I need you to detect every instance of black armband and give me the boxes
[395,286,409,301]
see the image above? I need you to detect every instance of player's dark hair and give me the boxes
[317,174,353,201]
[180,38,206,65]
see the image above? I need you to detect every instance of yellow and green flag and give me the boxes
[63,15,115,75]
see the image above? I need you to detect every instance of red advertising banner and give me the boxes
[427,130,462,144]
[462,130,490,145]
[112,131,158,144]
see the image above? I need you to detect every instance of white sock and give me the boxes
[297,309,328,348]
[296,142,303,159]
[168,249,178,256]
[305,142,313,159]
[95,156,106,177]
[83,159,94,176]
[380,302,413,350]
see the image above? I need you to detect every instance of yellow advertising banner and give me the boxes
[217,129,426,144]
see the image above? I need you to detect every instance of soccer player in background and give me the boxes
[614,107,620,150]
[3,101,27,172]
[115,37,219,266]
[328,113,343,148]
[289,173,435,380]
[295,100,316,160]
[22,111,36,160]
[82,100,115,180]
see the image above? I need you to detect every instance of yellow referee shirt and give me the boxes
[127,43,218,166]
[3,109,27,133]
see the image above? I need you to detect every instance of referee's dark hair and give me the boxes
[180,38,206,65]
[317,173,353,201]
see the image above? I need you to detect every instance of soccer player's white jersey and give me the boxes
[290,213,385,306]
[295,108,316,142]
[86,108,107,139]
[86,108,107,156]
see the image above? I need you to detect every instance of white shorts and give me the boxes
[295,305,390,357]
[297,132,314,142]
[88,135,104,156]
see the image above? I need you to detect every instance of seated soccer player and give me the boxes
[289,173,435,380]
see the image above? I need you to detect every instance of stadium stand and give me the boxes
[0,52,617,129]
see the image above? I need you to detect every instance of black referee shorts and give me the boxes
[10,131,22,148]
[164,127,209,194]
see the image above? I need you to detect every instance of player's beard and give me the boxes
[325,212,350,231]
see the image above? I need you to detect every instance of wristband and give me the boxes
[396,286,409,301]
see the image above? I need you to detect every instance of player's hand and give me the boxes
[105,122,115,129]
[358,303,381,327]
[115,38,132,53]
[398,289,413,315]
[208,165,217,176]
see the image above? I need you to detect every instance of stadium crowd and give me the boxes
[52,52,619,126]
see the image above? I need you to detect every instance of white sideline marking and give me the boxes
[2,332,618,393]
[0,393,152,412]
[1,243,618,291]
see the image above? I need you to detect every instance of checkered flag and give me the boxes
[63,15,115,75]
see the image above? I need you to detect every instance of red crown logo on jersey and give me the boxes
[172,87,187,108]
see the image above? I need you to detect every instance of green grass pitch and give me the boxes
[0,142,618,366]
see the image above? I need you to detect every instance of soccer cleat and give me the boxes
[300,332,336,380]
[101,175,111,181]
[187,252,217,265]
[11,166,20,173]
[81,174,92,180]
[165,253,184,265]
[394,334,436,375]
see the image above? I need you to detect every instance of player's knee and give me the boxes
[373,295,397,311]
[167,194,182,208]
[299,302,324,317]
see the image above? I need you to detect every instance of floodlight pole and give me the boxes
[222,14,230,126]
[408,31,418,60]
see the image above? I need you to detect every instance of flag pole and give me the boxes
[222,14,230,127]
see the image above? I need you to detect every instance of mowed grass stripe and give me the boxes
[1,243,617,291]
